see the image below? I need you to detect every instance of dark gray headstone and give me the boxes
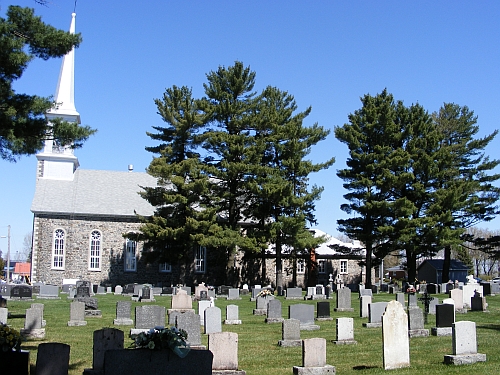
[427,283,437,294]
[162,286,175,295]
[408,307,425,330]
[266,299,283,322]
[436,304,455,327]
[171,310,202,346]
[317,301,331,318]
[141,286,151,300]
[135,305,165,329]
[116,301,132,320]
[289,304,315,326]
[10,285,32,299]
[368,302,389,324]
[123,284,136,294]
[76,286,90,298]
[36,343,70,375]
[335,287,352,310]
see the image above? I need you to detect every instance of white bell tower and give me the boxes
[36,12,80,180]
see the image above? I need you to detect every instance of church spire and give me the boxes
[46,12,80,122]
[37,12,80,180]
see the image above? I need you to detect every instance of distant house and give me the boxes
[417,259,469,284]
[386,265,407,280]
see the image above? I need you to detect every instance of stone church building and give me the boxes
[30,13,368,289]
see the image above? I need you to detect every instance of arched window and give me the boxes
[52,229,65,270]
[125,238,137,272]
[89,230,101,271]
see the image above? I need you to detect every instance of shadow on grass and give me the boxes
[477,323,500,331]
[353,365,378,370]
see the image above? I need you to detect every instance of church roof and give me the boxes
[31,169,157,218]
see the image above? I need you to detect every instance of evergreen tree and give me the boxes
[431,103,500,281]
[248,86,333,289]
[0,6,95,161]
[131,86,214,266]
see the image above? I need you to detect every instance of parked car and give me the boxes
[492,277,500,283]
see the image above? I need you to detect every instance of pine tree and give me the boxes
[0,6,95,161]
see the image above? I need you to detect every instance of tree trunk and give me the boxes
[261,247,267,284]
[407,251,417,285]
[364,242,373,289]
[442,245,451,283]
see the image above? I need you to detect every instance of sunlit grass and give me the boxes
[5,290,500,374]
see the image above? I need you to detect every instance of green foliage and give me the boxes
[0,6,95,161]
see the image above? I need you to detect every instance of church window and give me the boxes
[318,259,326,274]
[52,229,65,270]
[89,230,101,271]
[194,245,206,274]
[297,259,305,274]
[340,259,348,274]
[125,239,137,272]
[159,262,172,273]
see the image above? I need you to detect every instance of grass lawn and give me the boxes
[5,290,500,374]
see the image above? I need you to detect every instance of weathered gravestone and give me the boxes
[21,307,45,339]
[113,301,133,325]
[292,338,335,374]
[266,299,284,323]
[382,300,410,370]
[227,288,241,300]
[289,304,320,331]
[169,310,204,348]
[363,301,388,328]
[195,283,209,300]
[408,307,429,337]
[96,286,106,295]
[38,284,60,299]
[131,305,165,335]
[209,332,246,375]
[204,306,222,334]
[333,317,356,345]
[114,285,123,295]
[334,287,353,312]
[253,295,274,315]
[35,342,70,375]
[450,288,465,312]
[31,303,46,327]
[432,303,455,336]
[83,328,124,375]
[278,319,301,347]
[359,295,371,318]
[140,286,154,302]
[103,349,213,375]
[0,307,8,324]
[407,293,418,308]
[470,291,488,312]
[316,301,332,321]
[395,292,405,307]
[169,289,194,313]
[444,321,487,365]
[286,287,303,300]
[224,304,241,325]
[68,301,87,326]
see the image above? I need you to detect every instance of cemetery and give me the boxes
[0,284,498,375]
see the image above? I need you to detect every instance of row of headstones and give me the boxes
[0,303,46,339]
[81,327,245,375]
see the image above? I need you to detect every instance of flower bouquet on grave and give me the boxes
[0,324,22,352]
[406,285,417,294]
[132,326,190,358]
[257,289,273,298]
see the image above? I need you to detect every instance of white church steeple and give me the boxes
[36,12,80,180]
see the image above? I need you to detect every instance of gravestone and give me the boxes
[359,295,371,318]
[461,284,483,309]
[0,307,7,324]
[480,282,492,296]
[363,301,388,328]
[133,284,143,296]
[278,319,301,347]
[123,284,136,294]
[209,332,246,374]
[161,286,175,296]
[198,299,212,325]
[470,291,488,312]
[334,287,353,312]
[292,338,335,374]
[316,301,332,321]
[31,303,45,327]
[83,328,124,375]
[266,299,284,323]
[396,292,405,307]
[204,306,222,334]
[359,288,373,299]
[38,284,60,299]
[200,290,209,300]
[132,305,166,335]
[76,285,91,299]
[10,285,32,299]
[333,317,356,345]
[286,287,303,300]
[103,349,213,375]
[113,301,133,325]
[114,285,123,295]
[195,283,209,300]
[227,288,241,300]
[450,288,465,312]
[407,293,418,308]
[408,307,429,337]
[427,283,437,294]
[251,288,261,300]
[169,289,194,313]
[289,304,320,330]
[140,286,154,302]
[224,304,241,325]
[429,297,439,315]
[170,310,203,348]
[181,286,192,295]
[444,321,487,365]
[253,295,274,315]
[21,307,45,339]
[36,343,70,375]
[432,303,455,336]
[96,286,106,294]
[68,301,87,326]
[382,300,410,370]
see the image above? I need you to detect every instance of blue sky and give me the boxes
[1,1,500,258]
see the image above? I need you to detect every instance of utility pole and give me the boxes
[6,225,11,283]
